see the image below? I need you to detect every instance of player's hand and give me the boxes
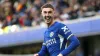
[57,53,63,56]
[33,53,39,56]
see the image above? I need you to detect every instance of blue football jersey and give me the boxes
[44,22,73,56]
[38,21,80,56]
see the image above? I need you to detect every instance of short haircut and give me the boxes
[41,3,54,11]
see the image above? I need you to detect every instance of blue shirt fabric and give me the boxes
[38,22,80,56]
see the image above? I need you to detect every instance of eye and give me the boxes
[44,11,47,13]
[48,11,52,13]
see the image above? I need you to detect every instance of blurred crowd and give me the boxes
[0,0,100,34]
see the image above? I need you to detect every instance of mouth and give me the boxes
[44,16,52,23]
[45,16,51,20]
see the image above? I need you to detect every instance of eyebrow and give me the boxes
[44,11,52,13]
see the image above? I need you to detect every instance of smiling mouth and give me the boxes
[45,16,51,20]
[44,16,52,23]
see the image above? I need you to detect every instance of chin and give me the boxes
[46,22,51,24]
[45,20,51,24]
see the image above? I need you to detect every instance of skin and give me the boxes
[34,8,63,56]
[41,8,55,27]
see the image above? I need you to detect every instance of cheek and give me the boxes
[41,12,45,16]
[51,13,54,16]
[50,14,54,17]
[41,14,45,17]
[43,13,47,16]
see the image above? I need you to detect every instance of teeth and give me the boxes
[46,18,50,20]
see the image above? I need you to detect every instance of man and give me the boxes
[34,3,80,56]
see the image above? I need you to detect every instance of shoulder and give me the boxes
[56,22,68,29]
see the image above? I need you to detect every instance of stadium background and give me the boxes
[0,0,100,56]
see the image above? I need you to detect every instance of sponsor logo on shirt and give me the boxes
[50,32,54,37]
[46,38,57,46]
[61,26,70,34]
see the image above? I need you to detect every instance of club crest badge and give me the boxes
[50,32,54,37]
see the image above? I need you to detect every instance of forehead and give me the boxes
[42,8,54,12]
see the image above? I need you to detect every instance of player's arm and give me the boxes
[34,43,47,56]
[58,25,80,56]
[60,34,80,56]
[34,31,48,56]
[38,43,48,56]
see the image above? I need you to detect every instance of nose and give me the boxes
[45,13,49,16]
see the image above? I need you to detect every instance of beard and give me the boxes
[44,16,52,20]
[43,16,53,23]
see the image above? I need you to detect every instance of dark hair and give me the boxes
[41,3,54,11]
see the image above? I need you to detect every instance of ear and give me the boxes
[41,11,43,15]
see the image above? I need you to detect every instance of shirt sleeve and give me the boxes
[60,35,80,56]
[38,42,48,56]
[59,24,73,40]
[59,24,80,56]
[38,31,49,56]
